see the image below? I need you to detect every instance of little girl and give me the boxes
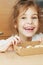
[0,0,43,52]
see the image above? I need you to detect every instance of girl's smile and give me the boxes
[23,24,35,32]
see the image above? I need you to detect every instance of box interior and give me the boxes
[17,41,41,48]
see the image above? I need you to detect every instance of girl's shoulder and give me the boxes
[32,33,43,41]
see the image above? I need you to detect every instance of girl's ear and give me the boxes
[13,24,18,34]
[14,24,17,29]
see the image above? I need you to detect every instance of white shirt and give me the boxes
[32,33,43,41]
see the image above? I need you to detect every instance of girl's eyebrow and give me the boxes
[23,13,38,15]
[32,14,38,16]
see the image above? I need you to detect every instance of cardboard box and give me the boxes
[14,41,43,56]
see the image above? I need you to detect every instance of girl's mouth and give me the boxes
[23,26,35,32]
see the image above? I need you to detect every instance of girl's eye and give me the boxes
[21,17,26,19]
[32,16,38,19]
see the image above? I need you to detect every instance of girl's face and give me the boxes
[17,6,39,37]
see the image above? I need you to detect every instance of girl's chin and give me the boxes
[23,30,36,37]
[23,34,34,37]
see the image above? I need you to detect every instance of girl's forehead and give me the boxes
[19,6,38,15]
[25,7,38,15]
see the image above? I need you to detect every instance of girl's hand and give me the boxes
[7,35,21,45]
[0,35,21,52]
[14,35,21,45]
[6,35,21,51]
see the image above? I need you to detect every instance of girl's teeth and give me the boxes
[23,27,35,30]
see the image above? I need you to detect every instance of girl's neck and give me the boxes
[19,33,32,42]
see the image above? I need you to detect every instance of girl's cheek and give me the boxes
[33,20,39,27]
[19,20,25,26]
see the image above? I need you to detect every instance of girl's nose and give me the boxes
[27,18,33,24]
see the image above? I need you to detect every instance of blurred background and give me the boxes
[0,0,43,39]
[0,0,18,39]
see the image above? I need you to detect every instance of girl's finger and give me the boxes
[14,35,21,43]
